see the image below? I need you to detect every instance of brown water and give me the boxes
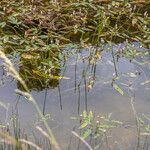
[0,42,150,149]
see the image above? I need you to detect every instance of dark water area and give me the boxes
[0,42,150,149]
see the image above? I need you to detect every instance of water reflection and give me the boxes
[17,49,61,91]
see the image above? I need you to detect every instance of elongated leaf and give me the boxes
[112,83,124,95]
[80,122,88,129]
[32,70,49,78]
[0,22,6,28]
[0,101,8,110]
[144,40,150,43]
[52,76,70,80]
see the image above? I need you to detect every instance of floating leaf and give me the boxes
[127,72,137,78]
[0,101,8,110]
[51,75,70,80]
[112,82,124,95]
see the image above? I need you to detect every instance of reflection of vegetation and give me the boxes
[18,48,61,91]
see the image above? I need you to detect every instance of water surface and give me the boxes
[0,43,150,149]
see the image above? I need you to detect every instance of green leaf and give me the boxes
[112,83,124,95]
[3,36,9,43]
[32,70,49,78]
[82,129,92,139]
[144,40,150,44]
[89,111,93,119]
[145,125,150,133]
[0,22,6,28]
[80,122,88,129]
[8,16,18,24]
[88,25,95,29]
[39,35,48,39]
[82,111,87,118]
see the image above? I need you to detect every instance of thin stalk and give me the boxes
[43,89,48,115]
[83,70,88,112]
[130,97,141,150]
[77,83,81,115]
[74,53,78,93]
[58,85,62,110]
[72,131,93,150]
[111,45,118,77]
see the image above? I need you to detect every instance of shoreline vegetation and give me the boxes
[0,0,150,150]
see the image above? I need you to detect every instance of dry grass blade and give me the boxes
[0,130,27,150]
[141,80,150,85]
[19,139,42,150]
[140,133,150,136]
[36,126,50,139]
[0,131,17,145]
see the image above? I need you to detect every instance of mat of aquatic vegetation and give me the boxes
[0,0,149,48]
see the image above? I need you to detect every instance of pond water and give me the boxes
[0,42,150,149]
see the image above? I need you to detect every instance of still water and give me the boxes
[0,43,150,149]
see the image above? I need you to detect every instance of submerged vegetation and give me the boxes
[0,0,150,150]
